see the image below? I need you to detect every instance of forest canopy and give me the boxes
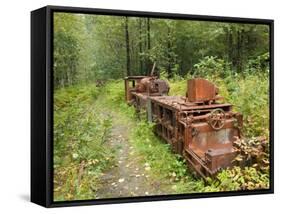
[53,13,269,88]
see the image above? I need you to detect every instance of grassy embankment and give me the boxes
[53,85,114,201]
[54,74,270,200]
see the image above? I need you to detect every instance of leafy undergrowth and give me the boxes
[103,78,270,193]
[54,75,270,200]
[54,85,114,201]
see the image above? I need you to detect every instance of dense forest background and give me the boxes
[53,13,270,201]
[54,13,269,88]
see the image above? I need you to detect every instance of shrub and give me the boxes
[193,56,232,78]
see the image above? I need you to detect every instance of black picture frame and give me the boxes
[31,5,274,208]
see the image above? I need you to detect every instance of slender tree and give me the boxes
[167,26,172,77]
[125,17,131,76]
[146,18,151,74]
[138,18,144,74]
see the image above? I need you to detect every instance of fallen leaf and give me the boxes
[72,153,79,159]
[145,166,151,171]
[118,178,125,183]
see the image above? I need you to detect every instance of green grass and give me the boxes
[129,121,207,193]
[53,74,270,200]
[53,85,115,201]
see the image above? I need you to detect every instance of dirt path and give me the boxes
[95,107,166,198]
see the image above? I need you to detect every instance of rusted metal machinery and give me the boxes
[124,75,170,111]
[124,76,243,179]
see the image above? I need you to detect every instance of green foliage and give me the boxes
[246,52,270,74]
[54,13,82,88]
[131,122,188,180]
[54,85,114,201]
[193,56,232,78]
[205,167,269,192]
[225,74,269,138]
[53,13,269,87]
[168,79,187,96]
[102,80,137,118]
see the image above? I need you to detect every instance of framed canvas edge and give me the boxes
[31,7,48,207]
[31,5,274,208]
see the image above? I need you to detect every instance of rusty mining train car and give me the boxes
[124,75,243,178]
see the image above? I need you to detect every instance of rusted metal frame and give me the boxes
[176,111,187,150]
[154,100,182,112]
[183,149,213,178]
[152,104,178,150]
[185,155,207,179]
[205,149,237,172]
[186,148,214,175]
[179,108,233,118]
[191,119,237,132]
[159,131,174,145]
[182,103,232,110]
[124,76,147,80]
[125,77,243,179]
[158,105,177,142]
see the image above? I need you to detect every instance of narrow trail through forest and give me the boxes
[95,94,170,198]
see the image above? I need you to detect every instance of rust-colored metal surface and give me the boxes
[124,76,243,179]
[124,74,169,111]
[187,78,220,103]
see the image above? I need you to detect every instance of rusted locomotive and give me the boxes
[125,75,243,178]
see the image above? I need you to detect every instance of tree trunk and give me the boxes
[227,27,234,71]
[146,18,151,75]
[147,18,151,50]
[236,29,241,73]
[139,18,144,75]
[167,27,172,78]
[125,17,130,76]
